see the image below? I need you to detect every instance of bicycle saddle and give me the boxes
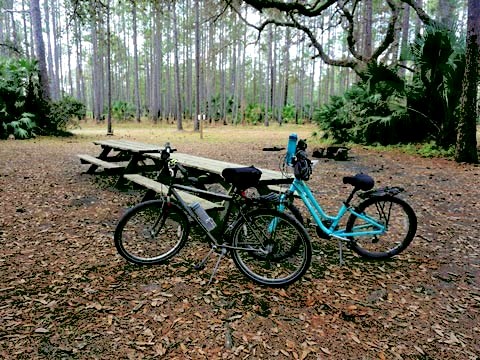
[222,166,262,190]
[343,173,374,191]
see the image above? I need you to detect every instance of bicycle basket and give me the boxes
[293,150,312,181]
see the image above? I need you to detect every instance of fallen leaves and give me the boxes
[0,137,479,359]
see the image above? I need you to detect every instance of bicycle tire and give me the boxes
[346,195,417,259]
[114,199,190,265]
[230,208,312,287]
[282,202,304,224]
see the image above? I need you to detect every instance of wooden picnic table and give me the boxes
[124,151,293,206]
[79,140,293,207]
[132,151,293,198]
[78,139,163,186]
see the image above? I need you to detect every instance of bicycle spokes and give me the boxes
[374,200,393,228]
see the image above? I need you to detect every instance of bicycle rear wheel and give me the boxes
[114,200,190,265]
[346,195,417,259]
[230,208,311,287]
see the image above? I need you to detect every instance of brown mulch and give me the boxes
[0,134,479,359]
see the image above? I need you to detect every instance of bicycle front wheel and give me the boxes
[114,200,190,265]
[346,195,417,259]
[230,208,311,287]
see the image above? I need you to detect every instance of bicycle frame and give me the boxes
[163,183,270,255]
[279,178,386,241]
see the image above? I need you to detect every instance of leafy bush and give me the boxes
[48,96,86,133]
[408,24,465,148]
[2,113,36,139]
[112,101,135,122]
[315,25,466,147]
[281,104,296,123]
[245,103,264,125]
[314,76,419,145]
[0,57,87,139]
[0,57,42,139]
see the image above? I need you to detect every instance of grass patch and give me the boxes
[365,141,456,159]
[404,142,456,158]
[70,119,318,146]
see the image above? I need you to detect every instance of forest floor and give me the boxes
[0,123,479,359]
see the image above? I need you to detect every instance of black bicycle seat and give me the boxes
[343,173,374,191]
[222,166,262,190]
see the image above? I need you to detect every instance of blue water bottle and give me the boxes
[286,133,298,166]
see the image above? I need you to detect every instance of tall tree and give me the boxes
[363,0,373,58]
[50,0,61,99]
[106,0,113,134]
[30,0,50,100]
[455,0,479,163]
[90,0,102,122]
[44,0,57,98]
[171,2,183,130]
[194,0,200,131]
[131,0,141,122]
[74,17,86,104]
[21,0,30,59]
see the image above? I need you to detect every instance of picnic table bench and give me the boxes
[123,173,223,210]
[78,139,163,186]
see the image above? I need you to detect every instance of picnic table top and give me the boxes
[146,152,291,181]
[93,139,163,153]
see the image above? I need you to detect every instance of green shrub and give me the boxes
[0,57,42,139]
[112,101,135,122]
[245,103,264,125]
[2,112,36,139]
[314,25,465,148]
[48,96,86,133]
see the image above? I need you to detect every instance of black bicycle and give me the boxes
[114,149,312,287]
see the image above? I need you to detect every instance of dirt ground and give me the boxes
[0,125,479,359]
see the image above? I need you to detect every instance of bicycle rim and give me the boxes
[114,200,189,264]
[231,209,311,287]
[346,196,417,259]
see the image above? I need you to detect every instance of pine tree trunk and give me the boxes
[43,0,56,99]
[363,0,373,59]
[438,0,456,28]
[282,28,291,109]
[399,4,410,77]
[90,3,101,122]
[172,3,183,130]
[455,0,479,163]
[65,23,73,95]
[51,0,61,99]
[30,0,50,100]
[132,0,141,122]
[194,0,200,131]
[264,26,273,127]
[106,0,113,135]
[22,0,29,58]
[74,18,85,104]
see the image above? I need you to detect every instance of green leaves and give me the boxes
[3,113,37,139]
[0,57,41,139]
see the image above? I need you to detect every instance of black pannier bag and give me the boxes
[222,166,262,190]
[293,150,312,181]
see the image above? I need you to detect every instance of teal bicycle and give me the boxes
[275,134,417,263]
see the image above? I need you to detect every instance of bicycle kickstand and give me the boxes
[338,240,344,266]
[194,246,216,271]
[208,248,228,285]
